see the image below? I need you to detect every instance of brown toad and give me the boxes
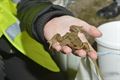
[48,25,90,52]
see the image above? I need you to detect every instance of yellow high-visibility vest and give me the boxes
[0,0,59,72]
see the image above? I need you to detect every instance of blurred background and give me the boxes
[68,0,120,26]
[67,0,120,44]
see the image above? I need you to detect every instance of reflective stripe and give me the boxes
[14,31,60,72]
[6,21,21,40]
[4,22,60,72]
[3,23,60,72]
[0,0,59,72]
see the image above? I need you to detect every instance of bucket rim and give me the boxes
[95,21,120,50]
[96,38,120,50]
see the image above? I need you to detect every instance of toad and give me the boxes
[48,25,90,53]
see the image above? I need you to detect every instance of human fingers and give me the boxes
[84,25,102,38]
[74,49,87,57]
[51,42,72,54]
[51,42,62,51]
[61,46,72,54]
[87,42,97,60]
[77,32,97,60]
[74,47,97,60]
[72,18,102,37]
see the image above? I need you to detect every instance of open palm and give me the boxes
[44,16,102,60]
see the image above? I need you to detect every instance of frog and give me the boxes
[48,25,90,52]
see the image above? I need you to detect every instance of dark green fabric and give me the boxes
[17,2,51,37]
[17,1,73,47]
[34,6,73,43]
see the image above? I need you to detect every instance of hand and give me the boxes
[44,15,102,60]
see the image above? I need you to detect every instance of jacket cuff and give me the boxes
[17,1,73,49]
[33,5,73,46]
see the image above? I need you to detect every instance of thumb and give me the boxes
[86,25,102,37]
[73,18,102,37]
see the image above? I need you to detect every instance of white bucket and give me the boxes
[95,21,120,80]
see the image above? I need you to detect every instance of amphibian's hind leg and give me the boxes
[48,34,62,49]
[82,42,90,52]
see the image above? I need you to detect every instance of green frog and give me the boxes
[48,25,90,52]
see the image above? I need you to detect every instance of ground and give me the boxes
[68,0,120,44]
[69,0,120,26]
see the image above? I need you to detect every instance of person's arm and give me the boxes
[17,0,102,60]
[17,0,73,44]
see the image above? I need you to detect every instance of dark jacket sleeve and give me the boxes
[17,0,73,47]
